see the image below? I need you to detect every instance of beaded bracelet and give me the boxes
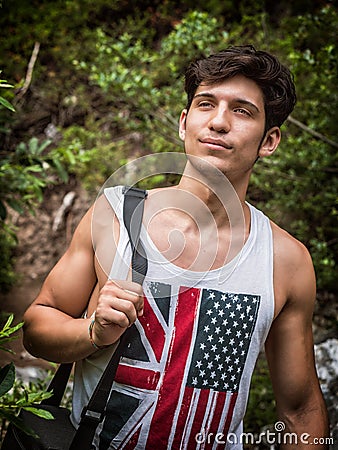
[88,319,108,350]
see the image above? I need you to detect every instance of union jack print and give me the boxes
[99,282,261,449]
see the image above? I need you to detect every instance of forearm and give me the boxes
[278,396,330,449]
[23,305,97,363]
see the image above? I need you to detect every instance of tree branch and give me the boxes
[15,42,40,101]
[287,115,338,149]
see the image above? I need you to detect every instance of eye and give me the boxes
[198,101,214,109]
[234,107,251,116]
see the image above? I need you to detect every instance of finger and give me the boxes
[101,280,144,313]
[96,296,139,328]
[103,280,143,302]
[108,279,143,297]
[124,288,140,297]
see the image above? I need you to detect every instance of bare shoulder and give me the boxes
[91,192,121,283]
[270,220,313,269]
[270,220,316,315]
[91,192,120,245]
[63,194,117,260]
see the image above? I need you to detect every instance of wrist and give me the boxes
[88,318,109,350]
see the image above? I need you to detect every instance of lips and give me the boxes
[199,138,232,150]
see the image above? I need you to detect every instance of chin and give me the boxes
[186,153,231,181]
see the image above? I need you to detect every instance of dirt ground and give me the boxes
[0,182,92,369]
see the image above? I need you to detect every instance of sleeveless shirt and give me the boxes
[71,185,275,449]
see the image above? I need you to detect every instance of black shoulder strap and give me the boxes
[40,362,73,406]
[69,186,148,449]
[122,186,148,285]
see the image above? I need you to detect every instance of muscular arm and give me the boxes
[265,225,329,449]
[23,203,99,362]
[23,195,143,363]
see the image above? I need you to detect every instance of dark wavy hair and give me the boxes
[184,45,297,132]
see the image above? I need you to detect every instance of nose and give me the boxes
[208,107,230,133]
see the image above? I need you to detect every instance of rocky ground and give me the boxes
[0,182,337,447]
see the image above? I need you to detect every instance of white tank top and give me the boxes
[71,185,275,450]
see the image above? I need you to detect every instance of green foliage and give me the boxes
[52,124,120,193]
[160,11,226,68]
[0,365,54,438]
[0,314,23,354]
[0,137,53,218]
[0,315,54,437]
[0,132,89,291]
[246,6,338,290]
[0,224,17,292]
[0,135,66,291]
[0,74,81,291]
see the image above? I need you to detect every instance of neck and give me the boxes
[177,160,249,229]
[144,160,251,270]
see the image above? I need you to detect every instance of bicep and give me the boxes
[29,206,97,318]
[266,241,319,412]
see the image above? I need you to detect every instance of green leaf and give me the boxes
[0,411,39,438]
[0,363,15,397]
[26,165,43,173]
[8,321,24,335]
[53,158,69,182]
[6,198,24,214]
[0,314,24,336]
[37,139,52,153]
[23,406,54,420]
[0,96,15,112]
[2,313,14,330]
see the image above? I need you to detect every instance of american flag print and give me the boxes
[99,282,261,450]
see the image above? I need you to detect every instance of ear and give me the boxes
[178,109,187,141]
[258,127,281,158]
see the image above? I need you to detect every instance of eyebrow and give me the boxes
[193,92,261,113]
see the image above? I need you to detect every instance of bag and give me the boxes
[2,186,148,450]
[2,363,76,450]
[2,405,75,450]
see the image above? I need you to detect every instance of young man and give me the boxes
[23,46,329,449]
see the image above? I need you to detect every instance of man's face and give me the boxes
[179,75,271,182]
